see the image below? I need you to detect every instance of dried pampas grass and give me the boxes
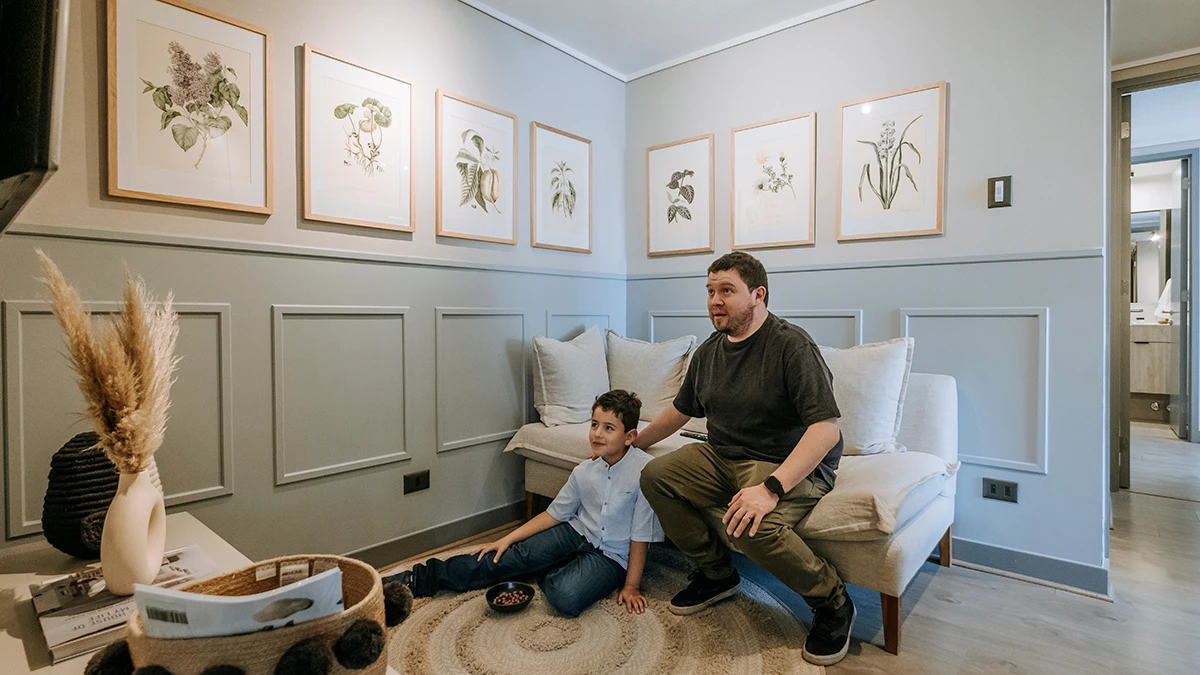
[36,251,179,474]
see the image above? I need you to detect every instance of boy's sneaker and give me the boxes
[383,570,417,593]
[668,569,741,615]
[801,593,855,666]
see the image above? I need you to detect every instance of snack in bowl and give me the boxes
[485,582,534,613]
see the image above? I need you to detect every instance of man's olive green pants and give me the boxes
[640,442,846,609]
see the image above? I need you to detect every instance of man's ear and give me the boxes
[625,428,639,447]
[753,286,767,304]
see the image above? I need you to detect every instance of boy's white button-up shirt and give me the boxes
[545,446,664,569]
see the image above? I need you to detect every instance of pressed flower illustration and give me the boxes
[456,129,502,214]
[750,151,796,198]
[334,98,393,177]
[140,41,248,169]
[857,117,922,209]
[550,160,577,218]
[666,169,695,223]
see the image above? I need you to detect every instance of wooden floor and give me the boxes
[1130,421,1200,502]
[388,493,1200,674]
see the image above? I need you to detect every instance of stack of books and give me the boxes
[29,545,220,663]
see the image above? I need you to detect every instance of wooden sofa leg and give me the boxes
[881,593,901,655]
[525,491,535,521]
[939,526,952,568]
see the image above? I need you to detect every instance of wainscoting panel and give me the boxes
[2,301,233,539]
[777,309,864,348]
[435,308,527,453]
[903,307,1050,474]
[271,306,409,486]
[546,311,611,341]
[648,311,713,343]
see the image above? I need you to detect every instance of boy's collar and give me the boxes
[601,445,633,467]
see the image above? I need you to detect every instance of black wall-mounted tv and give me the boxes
[0,0,69,234]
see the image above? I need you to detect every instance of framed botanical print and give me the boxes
[436,91,517,244]
[530,122,592,253]
[107,0,272,214]
[731,113,816,250]
[646,134,714,257]
[837,81,946,241]
[302,45,413,232]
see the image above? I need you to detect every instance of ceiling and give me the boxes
[1112,0,1200,67]
[462,0,1200,80]
[457,0,872,81]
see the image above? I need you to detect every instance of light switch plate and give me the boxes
[987,176,1012,208]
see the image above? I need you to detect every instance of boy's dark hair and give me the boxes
[708,251,769,307]
[592,390,641,435]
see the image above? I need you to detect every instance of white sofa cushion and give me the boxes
[504,420,697,470]
[797,452,956,541]
[820,337,914,455]
[532,326,609,426]
[606,330,697,421]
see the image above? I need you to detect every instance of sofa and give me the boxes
[505,327,959,655]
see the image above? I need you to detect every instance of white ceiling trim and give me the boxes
[623,0,875,81]
[457,0,876,83]
[456,0,627,81]
[1113,45,1200,72]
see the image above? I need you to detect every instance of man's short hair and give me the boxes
[593,390,641,434]
[708,251,769,307]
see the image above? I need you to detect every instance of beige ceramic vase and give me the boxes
[100,467,166,596]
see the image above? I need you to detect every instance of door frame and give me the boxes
[1111,62,1200,493]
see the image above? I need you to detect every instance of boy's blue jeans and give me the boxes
[403,521,626,618]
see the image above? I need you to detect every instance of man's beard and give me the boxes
[713,304,755,337]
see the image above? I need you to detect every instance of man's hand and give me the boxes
[617,585,647,614]
[722,484,779,538]
[475,537,512,564]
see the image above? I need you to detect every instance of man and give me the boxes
[637,251,854,666]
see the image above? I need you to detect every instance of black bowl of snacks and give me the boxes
[486,581,534,613]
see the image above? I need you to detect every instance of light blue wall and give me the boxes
[0,232,625,559]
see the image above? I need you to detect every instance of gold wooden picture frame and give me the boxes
[435,90,518,244]
[731,112,816,250]
[530,122,592,254]
[302,44,414,232]
[107,0,272,214]
[646,134,715,257]
[836,81,946,242]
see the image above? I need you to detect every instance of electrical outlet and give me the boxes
[982,477,1018,503]
[404,469,430,494]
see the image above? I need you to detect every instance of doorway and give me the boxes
[1112,73,1200,501]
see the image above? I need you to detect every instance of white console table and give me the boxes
[0,512,251,673]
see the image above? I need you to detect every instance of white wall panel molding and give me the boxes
[902,307,1050,474]
[435,308,528,453]
[271,305,410,486]
[3,301,234,538]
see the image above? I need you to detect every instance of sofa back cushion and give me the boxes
[532,326,610,426]
[606,330,697,421]
[820,337,914,455]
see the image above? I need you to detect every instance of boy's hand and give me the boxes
[617,585,647,614]
[475,538,511,564]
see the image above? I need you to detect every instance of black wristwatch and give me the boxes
[763,475,786,499]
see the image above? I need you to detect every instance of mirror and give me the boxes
[1130,210,1169,306]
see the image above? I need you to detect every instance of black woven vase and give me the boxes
[42,431,119,559]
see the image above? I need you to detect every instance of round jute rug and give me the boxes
[387,544,824,675]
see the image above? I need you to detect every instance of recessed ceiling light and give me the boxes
[861,104,872,114]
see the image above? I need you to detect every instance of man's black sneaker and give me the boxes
[383,570,416,593]
[668,569,741,615]
[802,593,855,665]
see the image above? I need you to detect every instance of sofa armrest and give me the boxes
[896,373,958,465]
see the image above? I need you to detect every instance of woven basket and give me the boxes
[126,554,386,675]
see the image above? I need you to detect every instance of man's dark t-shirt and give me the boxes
[673,313,843,487]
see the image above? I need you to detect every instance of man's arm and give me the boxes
[475,511,560,563]
[617,541,649,613]
[722,419,840,538]
[632,405,691,450]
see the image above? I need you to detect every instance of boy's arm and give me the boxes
[476,511,559,563]
[617,541,649,613]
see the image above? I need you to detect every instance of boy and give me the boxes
[387,389,663,617]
